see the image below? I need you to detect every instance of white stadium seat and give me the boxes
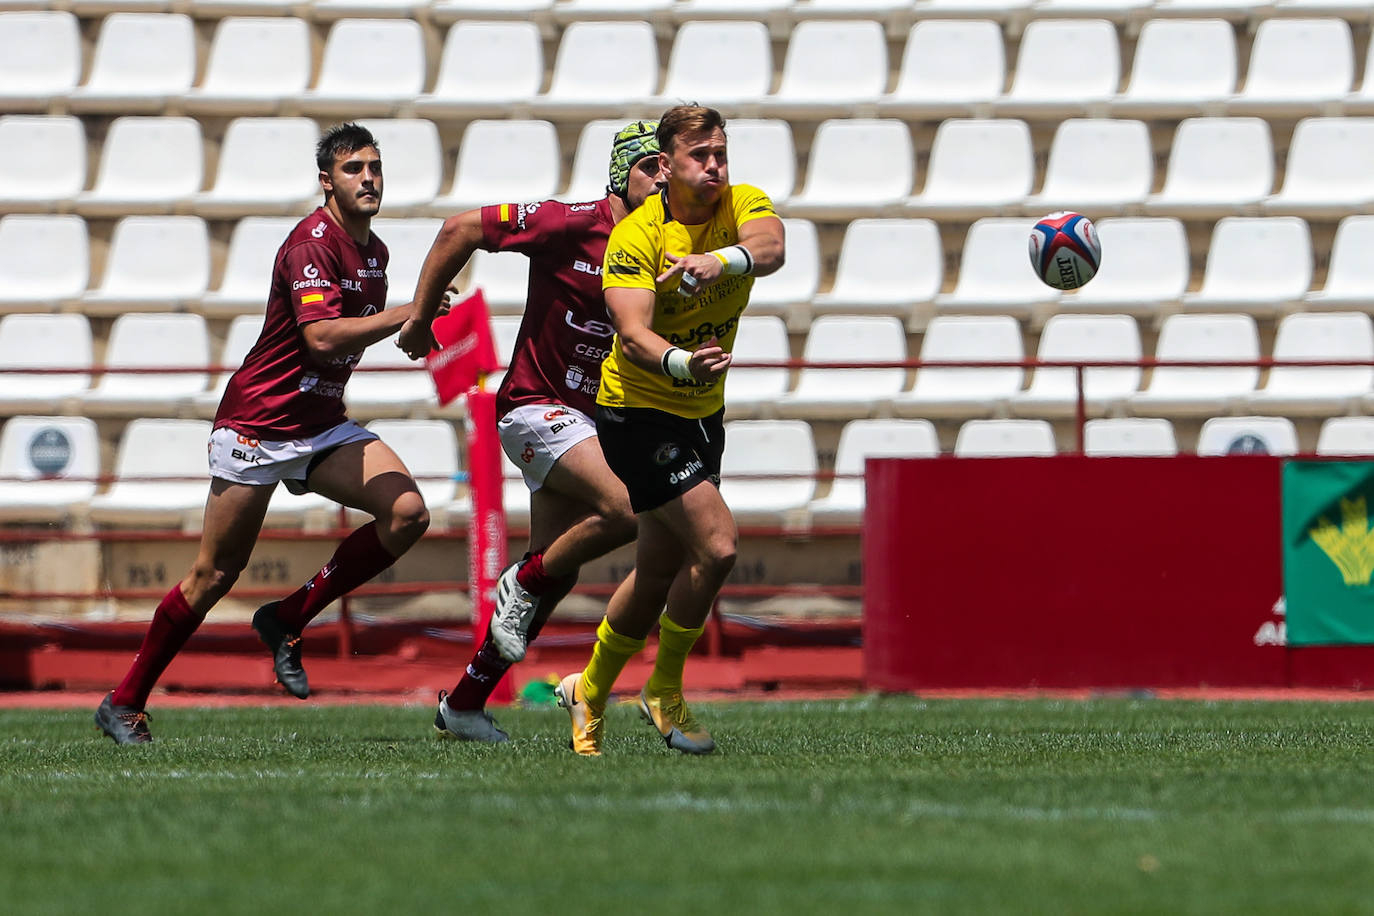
[904,119,1034,219]
[199,216,297,316]
[1227,18,1353,117]
[721,119,797,204]
[1031,0,1152,22]
[428,120,560,215]
[1247,312,1374,415]
[1196,416,1298,456]
[812,218,942,321]
[1083,418,1178,457]
[82,216,209,315]
[1112,18,1237,119]
[87,418,212,528]
[1022,119,1153,217]
[758,19,888,119]
[1056,217,1189,317]
[414,21,543,119]
[193,117,320,219]
[649,20,771,112]
[1182,217,1313,316]
[895,315,1024,418]
[783,119,914,219]
[877,19,1004,121]
[782,315,907,418]
[0,215,89,312]
[727,315,792,418]
[343,337,437,414]
[808,419,940,526]
[1011,314,1143,416]
[561,120,622,203]
[1262,118,1374,218]
[1128,313,1260,416]
[1143,117,1274,218]
[75,116,203,216]
[747,218,820,327]
[0,416,99,525]
[181,17,311,115]
[1304,216,1374,310]
[934,218,1060,321]
[954,419,1057,457]
[917,0,1033,26]
[1343,37,1374,116]
[0,314,93,413]
[1316,417,1374,456]
[193,314,263,416]
[719,420,817,527]
[68,13,195,113]
[431,0,553,24]
[465,251,530,315]
[995,19,1120,118]
[371,217,443,307]
[82,314,210,416]
[299,18,426,116]
[1150,0,1269,19]
[552,0,674,20]
[311,0,425,19]
[357,119,442,214]
[528,21,657,119]
[0,115,85,212]
[0,11,81,111]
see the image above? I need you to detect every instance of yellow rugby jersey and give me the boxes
[598,183,777,417]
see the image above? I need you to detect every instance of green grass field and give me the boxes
[7,696,1374,914]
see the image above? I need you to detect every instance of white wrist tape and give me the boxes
[660,346,693,380]
[710,244,754,276]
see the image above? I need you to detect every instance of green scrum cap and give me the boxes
[607,119,661,198]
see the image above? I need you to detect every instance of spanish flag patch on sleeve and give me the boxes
[498,203,511,223]
[300,293,325,305]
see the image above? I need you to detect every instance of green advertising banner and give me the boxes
[1284,460,1374,645]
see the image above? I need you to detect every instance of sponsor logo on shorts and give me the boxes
[668,458,704,485]
[544,408,569,421]
[521,443,535,463]
[231,447,262,464]
[654,443,680,465]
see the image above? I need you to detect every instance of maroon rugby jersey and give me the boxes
[481,197,616,418]
[215,207,389,439]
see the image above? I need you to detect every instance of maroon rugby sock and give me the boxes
[110,585,202,709]
[273,522,397,632]
[448,576,573,709]
[515,552,556,594]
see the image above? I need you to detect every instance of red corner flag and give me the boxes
[425,289,500,406]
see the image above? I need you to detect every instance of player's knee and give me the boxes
[698,540,737,583]
[600,496,637,543]
[388,492,429,546]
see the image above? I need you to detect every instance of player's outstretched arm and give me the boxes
[605,287,730,382]
[737,215,786,278]
[398,209,484,359]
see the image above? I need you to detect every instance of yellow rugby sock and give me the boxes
[645,614,704,696]
[580,617,646,710]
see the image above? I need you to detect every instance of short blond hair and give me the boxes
[656,105,726,153]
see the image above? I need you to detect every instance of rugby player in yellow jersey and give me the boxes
[554,105,786,756]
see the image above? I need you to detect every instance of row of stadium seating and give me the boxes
[12,110,1374,222]
[5,310,1374,419]
[6,211,1374,327]
[8,14,1374,122]
[0,413,1360,531]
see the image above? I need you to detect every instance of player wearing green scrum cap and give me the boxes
[398,121,664,743]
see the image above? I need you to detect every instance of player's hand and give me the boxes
[689,336,732,381]
[659,252,724,298]
[397,316,436,361]
[437,284,461,317]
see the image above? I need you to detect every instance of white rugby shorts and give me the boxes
[207,419,377,494]
[497,403,597,492]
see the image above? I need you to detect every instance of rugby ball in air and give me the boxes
[1028,211,1101,290]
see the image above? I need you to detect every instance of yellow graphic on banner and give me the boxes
[1309,496,1374,586]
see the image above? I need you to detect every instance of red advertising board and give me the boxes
[863,456,1292,690]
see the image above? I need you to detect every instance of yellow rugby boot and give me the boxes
[638,688,715,755]
[555,672,604,757]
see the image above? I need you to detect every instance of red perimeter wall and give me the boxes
[863,455,1373,691]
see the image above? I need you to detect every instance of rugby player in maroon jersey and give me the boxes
[96,124,441,744]
[397,121,663,741]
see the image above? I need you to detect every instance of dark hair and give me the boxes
[656,105,726,154]
[316,122,379,172]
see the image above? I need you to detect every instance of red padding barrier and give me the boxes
[864,456,1295,690]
